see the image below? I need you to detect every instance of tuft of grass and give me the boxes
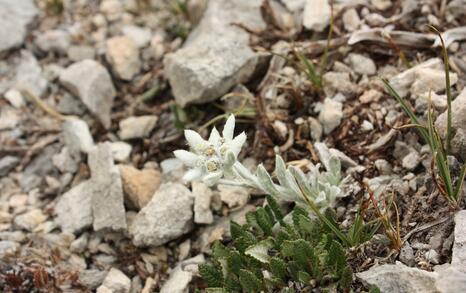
[293,0,334,90]
[381,26,466,207]
[368,191,401,251]
[297,185,379,248]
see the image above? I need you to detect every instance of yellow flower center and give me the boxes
[204,147,215,156]
[206,160,219,172]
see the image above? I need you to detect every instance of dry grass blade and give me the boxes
[368,191,401,251]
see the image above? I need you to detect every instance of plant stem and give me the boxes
[442,40,452,155]
[429,26,453,154]
[300,190,351,247]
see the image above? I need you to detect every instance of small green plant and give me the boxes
[200,196,353,292]
[381,27,466,208]
[292,1,334,90]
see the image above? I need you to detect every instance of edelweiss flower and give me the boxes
[174,115,246,186]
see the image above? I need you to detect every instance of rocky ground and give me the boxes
[1,0,466,292]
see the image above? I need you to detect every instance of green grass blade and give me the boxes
[428,104,454,201]
[381,78,430,143]
[296,50,321,88]
[429,25,453,154]
[298,188,351,247]
[453,163,466,202]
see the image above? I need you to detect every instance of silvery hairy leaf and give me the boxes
[233,162,260,188]
[289,166,315,199]
[256,165,281,197]
[274,156,301,197]
[245,239,274,263]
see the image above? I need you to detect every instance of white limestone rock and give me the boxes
[0,0,38,53]
[129,183,193,247]
[59,60,116,129]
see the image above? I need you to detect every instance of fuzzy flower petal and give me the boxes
[202,170,223,186]
[222,115,235,140]
[185,130,207,150]
[174,150,199,167]
[230,131,246,156]
[183,167,203,182]
[208,127,221,145]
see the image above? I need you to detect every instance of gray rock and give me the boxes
[4,88,25,108]
[88,143,127,232]
[401,150,421,170]
[165,41,259,107]
[359,89,382,104]
[129,183,193,247]
[160,158,186,182]
[218,184,249,209]
[59,60,116,129]
[79,269,108,290]
[67,45,96,62]
[342,8,360,32]
[375,159,392,175]
[399,242,415,266]
[0,231,26,242]
[388,58,442,98]
[14,50,48,97]
[303,0,330,31]
[348,53,377,75]
[160,254,205,293]
[106,36,141,81]
[0,240,19,257]
[193,182,213,224]
[318,98,343,134]
[425,249,440,264]
[411,68,457,97]
[0,155,20,176]
[35,29,71,54]
[110,141,132,162]
[122,25,151,48]
[0,0,38,53]
[100,0,123,21]
[70,233,89,253]
[56,93,87,115]
[118,115,158,140]
[452,210,466,267]
[357,262,438,293]
[435,265,466,293]
[14,209,47,231]
[435,87,466,160]
[322,72,356,97]
[19,144,58,191]
[52,147,79,173]
[98,268,131,293]
[62,118,95,155]
[55,181,93,234]
[164,0,265,106]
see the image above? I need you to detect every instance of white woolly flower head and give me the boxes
[174,115,246,186]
